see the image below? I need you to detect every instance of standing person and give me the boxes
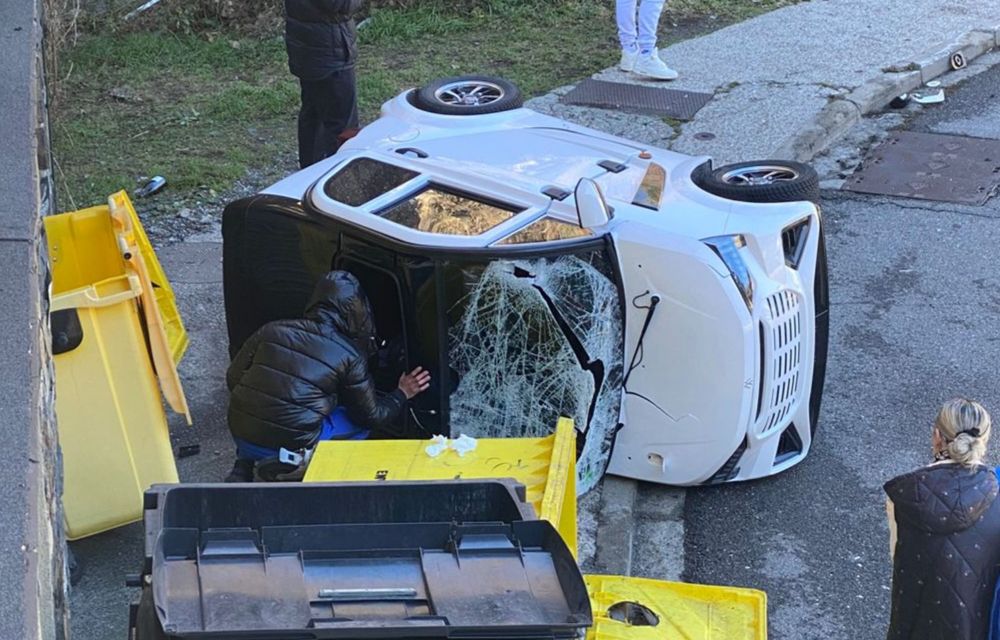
[884,398,1000,640]
[616,0,678,80]
[284,0,363,168]
[224,271,431,482]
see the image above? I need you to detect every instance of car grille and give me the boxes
[758,290,803,434]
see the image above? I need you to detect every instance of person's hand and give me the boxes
[398,367,431,399]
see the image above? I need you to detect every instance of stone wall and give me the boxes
[0,0,67,638]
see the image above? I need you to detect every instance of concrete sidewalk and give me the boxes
[530,0,999,165]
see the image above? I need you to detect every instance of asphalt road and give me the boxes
[681,63,1000,639]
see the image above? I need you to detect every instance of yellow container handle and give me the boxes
[50,275,143,312]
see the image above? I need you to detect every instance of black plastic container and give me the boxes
[131,481,591,640]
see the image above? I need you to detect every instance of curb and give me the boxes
[591,476,640,575]
[774,24,1000,162]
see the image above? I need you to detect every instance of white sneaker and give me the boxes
[620,49,639,72]
[633,49,679,81]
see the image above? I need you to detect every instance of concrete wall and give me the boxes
[0,0,67,638]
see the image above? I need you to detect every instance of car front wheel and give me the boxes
[695,160,820,204]
[412,75,523,115]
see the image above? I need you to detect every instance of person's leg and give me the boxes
[225,455,255,482]
[297,78,320,169]
[633,0,677,80]
[615,0,639,52]
[313,67,359,162]
[636,0,666,54]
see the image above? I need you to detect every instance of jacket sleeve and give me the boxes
[226,330,263,392]
[339,355,407,433]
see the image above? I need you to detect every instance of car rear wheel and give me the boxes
[413,76,523,115]
[695,160,820,204]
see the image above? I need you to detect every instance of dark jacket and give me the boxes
[284,0,363,80]
[885,463,1000,640]
[227,271,405,450]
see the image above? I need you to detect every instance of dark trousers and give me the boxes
[297,67,359,169]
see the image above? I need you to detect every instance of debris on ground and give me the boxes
[134,175,166,198]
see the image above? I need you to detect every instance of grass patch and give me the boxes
[52,0,795,211]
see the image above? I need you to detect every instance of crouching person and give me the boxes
[885,398,1000,640]
[224,270,430,482]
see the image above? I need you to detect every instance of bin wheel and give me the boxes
[134,586,168,640]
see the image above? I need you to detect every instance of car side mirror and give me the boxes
[574,178,612,229]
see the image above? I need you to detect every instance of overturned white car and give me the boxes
[222,76,829,491]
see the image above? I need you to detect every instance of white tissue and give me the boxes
[449,434,478,457]
[425,434,449,458]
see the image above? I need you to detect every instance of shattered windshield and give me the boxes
[379,186,521,236]
[446,253,623,492]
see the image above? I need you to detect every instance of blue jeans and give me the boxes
[234,407,369,462]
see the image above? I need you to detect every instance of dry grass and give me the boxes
[43,0,82,107]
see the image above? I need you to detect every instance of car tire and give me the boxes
[413,75,523,115]
[134,586,169,640]
[694,160,820,204]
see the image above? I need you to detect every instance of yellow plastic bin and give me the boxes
[47,192,190,539]
[304,417,578,556]
[585,574,768,640]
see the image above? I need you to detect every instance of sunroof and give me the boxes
[323,158,418,207]
[379,186,522,236]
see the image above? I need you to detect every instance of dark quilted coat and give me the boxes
[885,463,1000,640]
[227,271,405,450]
[284,0,363,80]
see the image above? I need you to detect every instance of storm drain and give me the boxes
[561,79,713,121]
[842,131,1000,205]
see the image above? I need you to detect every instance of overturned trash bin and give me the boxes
[129,481,591,640]
[304,417,579,556]
[46,191,190,539]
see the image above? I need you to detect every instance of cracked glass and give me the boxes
[446,253,623,493]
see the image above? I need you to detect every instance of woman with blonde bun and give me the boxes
[884,398,1000,640]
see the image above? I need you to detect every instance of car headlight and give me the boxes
[704,235,753,310]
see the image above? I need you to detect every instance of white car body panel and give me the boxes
[257,89,826,486]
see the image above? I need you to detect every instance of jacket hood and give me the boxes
[885,463,998,535]
[304,271,376,356]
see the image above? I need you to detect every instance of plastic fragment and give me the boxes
[425,434,449,458]
[177,444,200,459]
[449,434,478,457]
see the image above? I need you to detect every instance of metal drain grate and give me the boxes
[560,79,713,121]
[842,130,1000,205]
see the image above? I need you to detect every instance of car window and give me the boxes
[323,158,418,206]
[497,217,591,245]
[379,186,521,236]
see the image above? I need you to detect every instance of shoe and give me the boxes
[224,459,255,483]
[620,49,639,72]
[633,50,679,81]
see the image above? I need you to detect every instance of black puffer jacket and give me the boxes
[227,271,405,450]
[284,0,363,80]
[885,463,1000,640]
